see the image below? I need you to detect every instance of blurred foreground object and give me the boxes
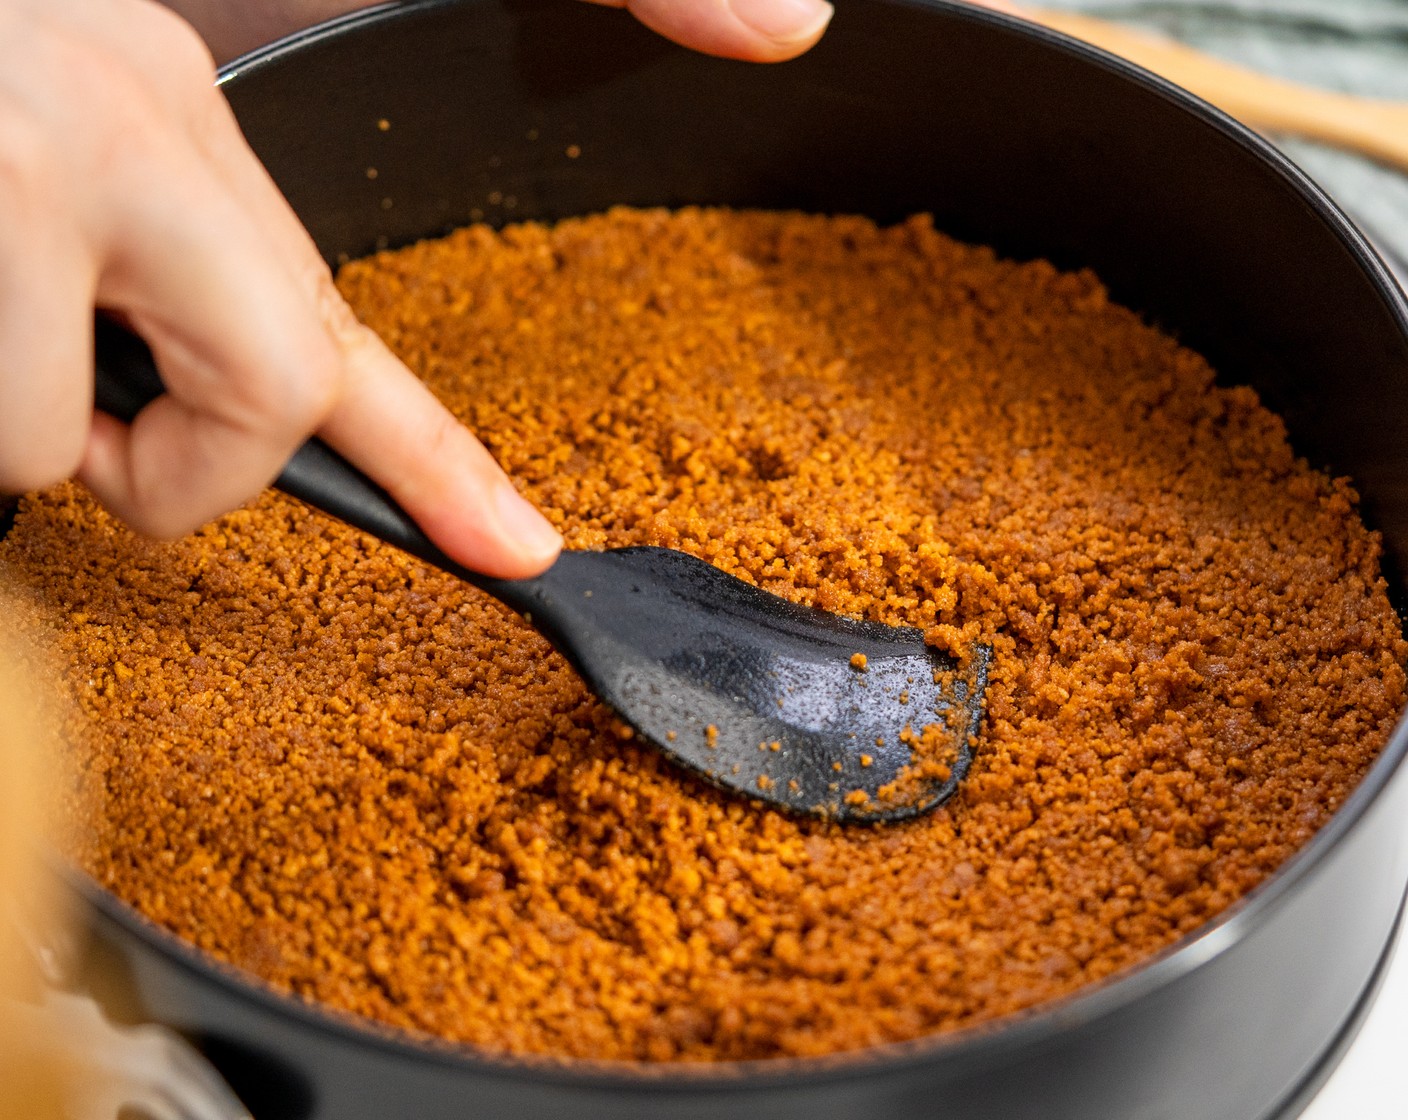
[0,630,62,1120]
[0,611,250,1120]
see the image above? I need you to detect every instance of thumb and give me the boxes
[586,0,834,62]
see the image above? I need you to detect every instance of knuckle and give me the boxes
[240,350,342,447]
[56,13,218,157]
[138,6,218,87]
[47,31,153,124]
[275,270,360,429]
[310,267,368,345]
[0,101,56,201]
[116,473,210,540]
[0,438,83,495]
[274,342,343,434]
[288,374,340,436]
[125,506,196,541]
[423,408,464,469]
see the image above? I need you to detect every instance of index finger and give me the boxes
[126,84,563,578]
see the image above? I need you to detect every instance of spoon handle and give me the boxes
[91,317,532,611]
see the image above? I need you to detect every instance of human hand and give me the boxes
[167,0,835,65]
[0,0,562,578]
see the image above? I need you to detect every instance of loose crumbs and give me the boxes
[2,207,1404,1063]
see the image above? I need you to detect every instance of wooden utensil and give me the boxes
[1029,7,1408,174]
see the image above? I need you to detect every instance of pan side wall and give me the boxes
[71,1,1408,1116]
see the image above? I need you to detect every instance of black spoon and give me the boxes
[94,320,989,823]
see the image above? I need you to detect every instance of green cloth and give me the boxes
[1036,0,1408,281]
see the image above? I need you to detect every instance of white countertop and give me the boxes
[1300,889,1408,1119]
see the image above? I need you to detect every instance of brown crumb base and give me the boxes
[2,207,1404,1063]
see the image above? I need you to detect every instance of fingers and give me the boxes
[41,2,560,576]
[191,96,562,578]
[0,1,340,535]
[162,0,834,66]
[11,0,837,580]
[80,149,343,538]
[586,0,833,61]
[0,108,96,496]
[315,323,563,579]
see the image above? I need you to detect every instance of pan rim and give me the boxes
[66,0,1408,1091]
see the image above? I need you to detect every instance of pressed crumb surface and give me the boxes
[3,208,1405,1062]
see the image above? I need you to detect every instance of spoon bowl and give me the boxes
[476,545,991,821]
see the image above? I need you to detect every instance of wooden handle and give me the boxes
[1028,8,1408,174]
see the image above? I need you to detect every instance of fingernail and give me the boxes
[729,0,834,44]
[495,484,563,565]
